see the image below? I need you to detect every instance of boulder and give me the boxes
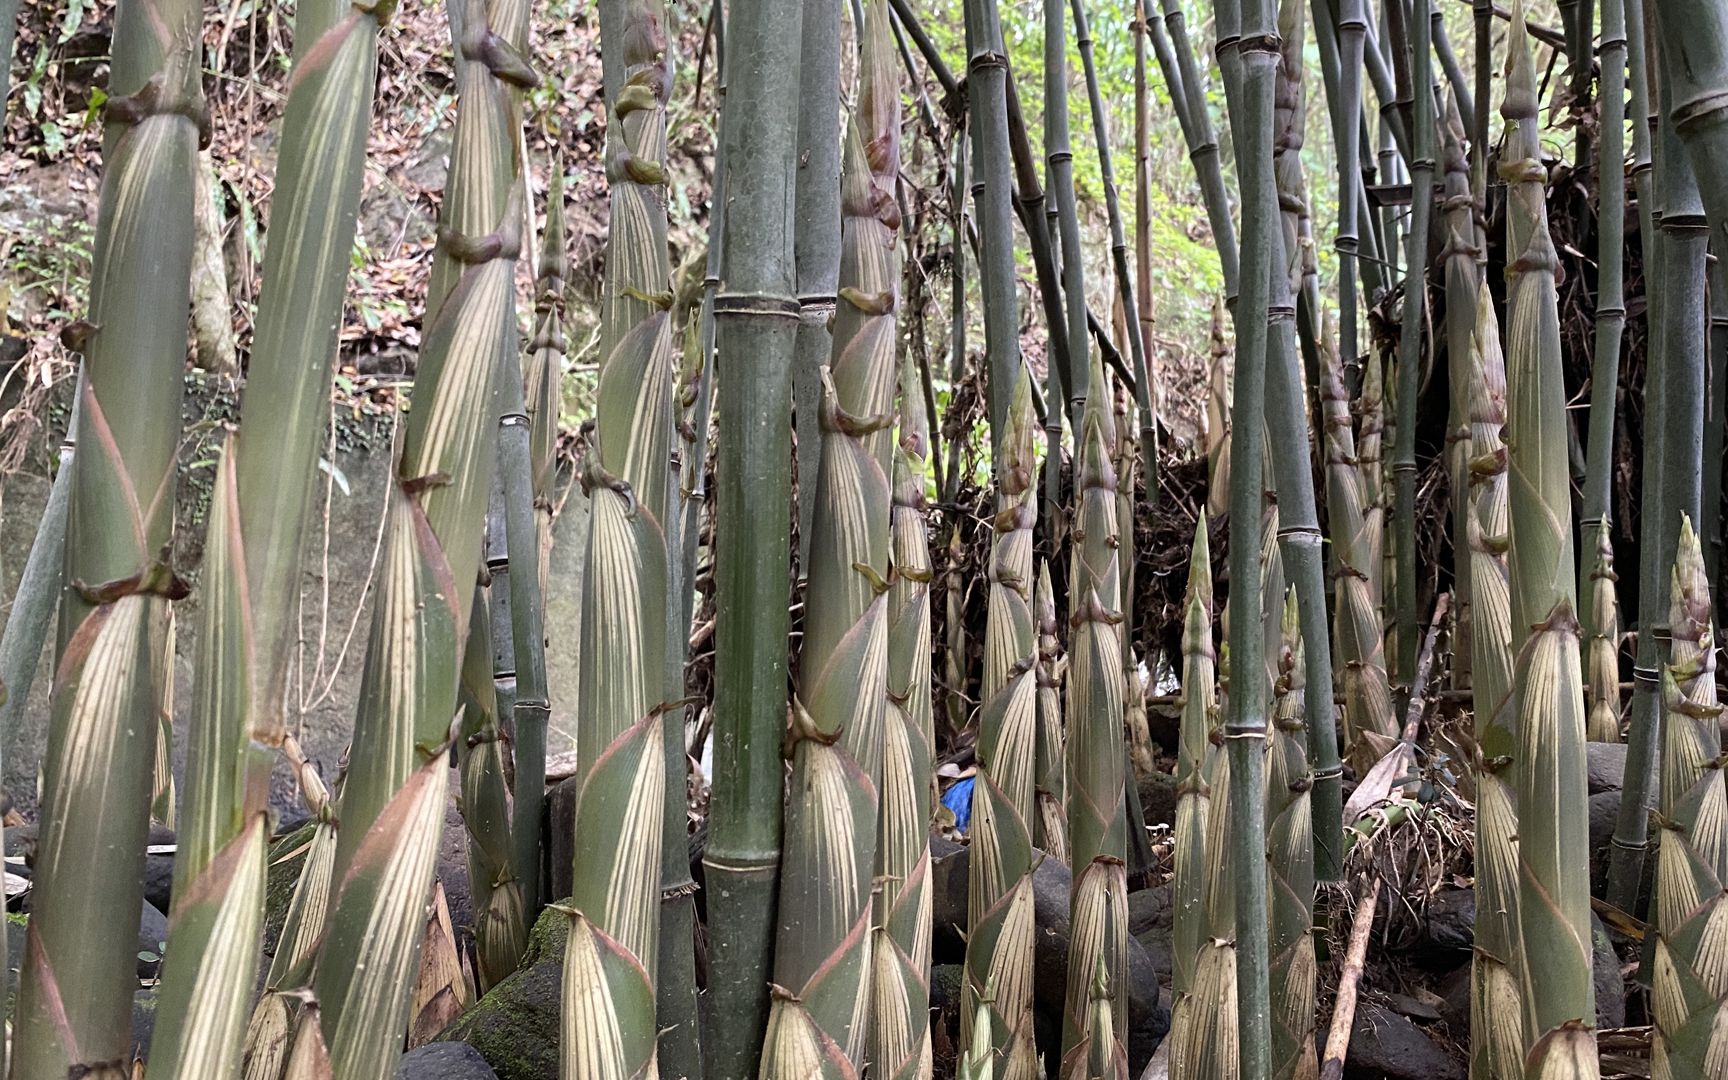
[1135,772,1178,832]
[1412,888,1625,1029]
[437,902,567,1080]
[1339,1002,1464,1080]
[1587,742,1627,794]
[931,838,1170,1076]
[397,1041,501,1080]
[131,988,158,1062]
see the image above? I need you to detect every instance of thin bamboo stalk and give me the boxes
[1440,94,1480,692]
[967,0,1021,446]
[1161,0,1242,301]
[1390,0,1435,690]
[10,0,199,1065]
[1044,0,1088,430]
[1581,0,1629,745]
[1072,0,1158,500]
[1266,586,1316,1080]
[704,0,804,1069]
[1035,563,1069,863]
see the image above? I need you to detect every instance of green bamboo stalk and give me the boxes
[1390,0,1434,690]
[10,0,200,1065]
[791,0,841,576]
[1603,0,1663,914]
[1060,349,1129,1078]
[870,316,937,1080]
[1430,5,1473,127]
[966,0,1020,445]
[1209,0,1277,1065]
[1650,517,1728,1074]
[1581,0,1629,745]
[1035,562,1069,864]
[1000,82,1073,445]
[1160,0,1241,302]
[1265,0,1344,882]
[526,169,566,580]
[560,0,682,1071]
[1704,237,1727,595]
[1499,11,1599,1070]
[1044,0,1088,426]
[1266,587,1316,1080]
[1653,0,1728,230]
[1072,0,1158,499]
[760,6,899,1070]
[1316,0,1368,388]
[1439,93,1480,691]
[703,0,803,1068]
[1463,279,1523,1080]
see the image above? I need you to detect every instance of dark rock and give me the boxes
[1422,888,1476,955]
[439,794,474,949]
[1587,742,1627,794]
[1433,963,1471,1034]
[438,902,568,1080]
[143,849,175,915]
[1409,898,1625,1031]
[1127,883,1173,942]
[397,1041,501,1079]
[131,988,157,1061]
[1385,991,1443,1023]
[1341,1003,1464,1080]
[932,839,1171,1076]
[1592,913,1626,1028]
[1136,772,1179,832]
[930,963,965,1015]
[547,778,579,904]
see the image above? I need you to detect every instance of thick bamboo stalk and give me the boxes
[1649,517,1728,1073]
[870,335,937,1080]
[790,0,841,575]
[1209,0,1278,1066]
[1464,280,1523,1080]
[704,0,804,1070]
[1059,350,1129,1079]
[1167,522,1214,1022]
[1653,0,1728,233]
[1704,238,1727,595]
[760,7,900,1070]
[1440,94,1480,691]
[1499,11,1600,1070]
[1267,0,1345,881]
[561,0,682,1072]
[10,0,200,1065]
[1266,587,1316,1080]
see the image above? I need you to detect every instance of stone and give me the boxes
[143,849,175,915]
[397,1041,501,1080]
[1592,912,1626,1028]
[439,793,475,950]
[1340,1002,1464,1080]
[1135,772,1178,832]
[131,988,158,1062]
[931,838,1170,1076]
[1587,741,1627,793]
[437,902,568,1080]
[137,900,169,981]
[1422,887,1475,955]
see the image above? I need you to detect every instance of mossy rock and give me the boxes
[436,903,569,1080]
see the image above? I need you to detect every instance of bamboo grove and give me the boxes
[7,0,1728,1074]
